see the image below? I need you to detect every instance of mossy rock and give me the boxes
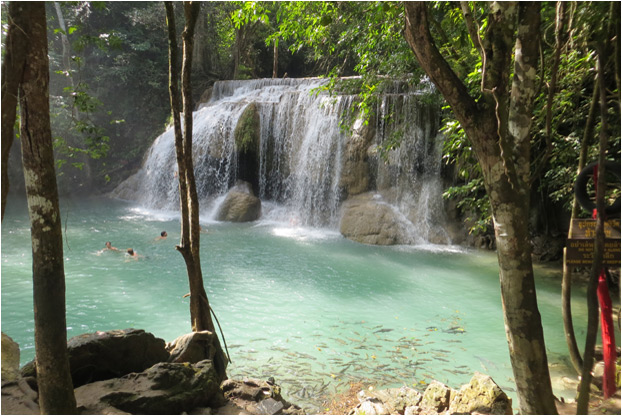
[234,102,260,154]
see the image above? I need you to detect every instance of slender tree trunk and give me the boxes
[562,78,600,375]
[17,2,77,413]
[165,1,227,381]
[272,39,279,78]
[1,2,30,222]
[404,3,557,414]
[576,43,610,415]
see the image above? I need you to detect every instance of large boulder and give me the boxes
[166,331,228,382]
[448,372,512,415]
[75,360,224,414]
[216,181,261,222]
[1,333,20,383]
[21,329,169,387]
[339,192,411,245]
[220,378,304,415]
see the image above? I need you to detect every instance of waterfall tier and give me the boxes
[113,78,449,244]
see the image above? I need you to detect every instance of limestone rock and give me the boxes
[339,192,410,245]
[167,330,228,382]
[0,378,40,415]
[448,372,512,415]
[419,380,452,413]
[220,378,304,415]
[1,332,20,383]
[339,116,375,198]
[21,329,169,387]
[74,360,224,415]
[234,103,260,154]
[355,387,422,415]
[216,182,261,222]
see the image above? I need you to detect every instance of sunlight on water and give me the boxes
[1,197,607,413]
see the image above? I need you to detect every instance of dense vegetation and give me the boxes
[4,1,620,238]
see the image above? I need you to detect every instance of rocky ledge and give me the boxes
[349,373,512,415]
[2,330,512,415]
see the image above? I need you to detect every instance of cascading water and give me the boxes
[113,78,449,242]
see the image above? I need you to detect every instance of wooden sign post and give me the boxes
[565,218,621,267]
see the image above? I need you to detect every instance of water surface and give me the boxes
[1,197,601,412]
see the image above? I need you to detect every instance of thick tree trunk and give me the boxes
[1,2,30,222]
[404,3,557,414]
[17,2,77,413]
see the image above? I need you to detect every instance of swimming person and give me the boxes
[98,241,120,254]
[126,248,139,259]
[155,231,167,241]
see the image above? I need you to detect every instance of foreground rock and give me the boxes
[216,181,261,222]
[75,360,223,414]
[167,330,228,383]
[3,329,300,415]
[1,333,20,383]
[21,328,169,387]
[219,378,304,415]
[351,373,512,415]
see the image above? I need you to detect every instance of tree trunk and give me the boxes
[404,3,557,414]
[576,42,611,415]
[17,2,77,413]
[165,1,228,381]
[1,2,30,222]
[272,38,279,78]
[562,77,600,376]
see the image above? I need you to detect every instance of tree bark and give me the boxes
[165,1,227,382]
[272,38,279,78]
[561,77,600,376]
[17,2,77,413]
[404,3,557,414]
[576,43,610,415]
[1,2,30,222]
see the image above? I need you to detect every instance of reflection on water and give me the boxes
[1,197,603,413]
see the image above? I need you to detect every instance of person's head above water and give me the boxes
[127,248,135,256]
[161,231,167,237]
[106,241,112,248]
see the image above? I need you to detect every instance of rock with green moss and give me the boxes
[74,360,224,414]
[234,102,260,154]
[448,372,512,415]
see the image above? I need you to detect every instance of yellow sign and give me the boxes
[566,219,621,266]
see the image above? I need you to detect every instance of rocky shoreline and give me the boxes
[2,329,517,415]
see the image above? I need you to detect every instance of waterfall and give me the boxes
[113,78,449,242]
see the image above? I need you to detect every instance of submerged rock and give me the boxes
[339,192,411,245]
[216,181,261,222]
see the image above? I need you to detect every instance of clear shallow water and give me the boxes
[0,197,602,412]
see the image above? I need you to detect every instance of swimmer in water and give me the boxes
[155,231,168,241]
[105,241,119,251]
[126,248,139,259]
[98,241,120,255]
